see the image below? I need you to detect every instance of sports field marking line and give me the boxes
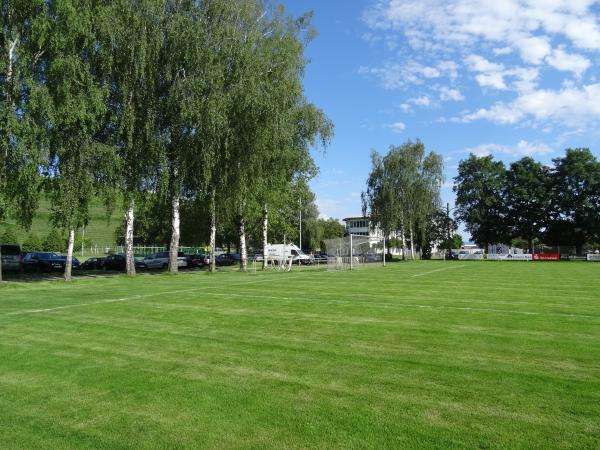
[411,265,466,277]
[0,272,326,317]
[134,289,600,320]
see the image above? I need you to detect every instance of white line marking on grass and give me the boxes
[1,272,323,317]
[411,265,466,278]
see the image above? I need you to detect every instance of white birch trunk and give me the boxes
[6,39,16,105]
[409,225,415,260]
[262,205,268,270]
[401,226,407,260]
[125,199,136,276]
[169,194,180,273]
[210,189,217,273]
[64,228,75,282]
[239,213,247,272]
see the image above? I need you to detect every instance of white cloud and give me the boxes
[461,83,600,126]
[438,86,465,101]
[363,0,600,129]
[366,0,600,52]
[475,72,508,90]
[545,48,591,76]
[462,140,554,157]
[466,54,504,73]
[515,36,552,64]
[409,96,431,106]
[383,121,406,133]
[359,60,461,89]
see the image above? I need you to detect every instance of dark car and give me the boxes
[186,254,204,268]
[311,252,328,263]
[216,253,236,266]
[23,252,80,272]
[81,257,106,270]
[1,244,22,272]
[103,254,147,271]
[56,255,81,270]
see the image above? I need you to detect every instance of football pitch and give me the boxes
[1,261,599,449]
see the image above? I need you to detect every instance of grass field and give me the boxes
[1,261,599,449]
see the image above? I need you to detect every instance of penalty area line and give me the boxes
[1,271,325,318]
[411,265,466,278]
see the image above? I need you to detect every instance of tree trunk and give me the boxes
[400,225,407,260]
[262,205,268,270]
[409,225,415,260]
[169,193,180,273]
[239,213,247,272]
[5,39,16,106]
[64,228,75,282]
[0,245,3,282]
[125,199,136,277]
[209,189,217,273]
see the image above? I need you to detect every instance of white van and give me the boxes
[265,244,311,265]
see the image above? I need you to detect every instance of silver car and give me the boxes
[144,251,188,269]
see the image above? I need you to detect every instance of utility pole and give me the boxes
[447,202,451,260]
[299,198,302,252]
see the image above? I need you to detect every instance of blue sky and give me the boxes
[282,0,600,225]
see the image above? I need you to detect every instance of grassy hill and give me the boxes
[0,196,122,248]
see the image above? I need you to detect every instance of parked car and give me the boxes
[215,253,236,266]
[103,254,147,271]
[144,251,187,269]
[0,244,22,272]
[185,254,204,268]
[200,254,210,266]
[81,257,106,270]
[22,252,80,272]
[311,252,328,263]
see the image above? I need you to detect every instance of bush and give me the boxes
[42,229,66,253]
[1,227,19,245]
[22,233,43,252]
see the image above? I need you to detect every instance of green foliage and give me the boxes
[22,233,42,252]
[505,157,552,250]
[363,139,443,253]
[454,154,507,251]
[1,228,19,245]
[450,234,463,249]
[42,229,66,253]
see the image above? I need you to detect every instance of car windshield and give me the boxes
[1,245,20,255]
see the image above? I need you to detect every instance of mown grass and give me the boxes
[1,261,599,449]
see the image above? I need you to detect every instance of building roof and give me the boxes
[342,216,369,222]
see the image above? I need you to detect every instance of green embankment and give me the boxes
[0,196,121,247]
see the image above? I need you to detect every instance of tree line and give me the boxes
[0,0,333,281]
[454,148,600,254]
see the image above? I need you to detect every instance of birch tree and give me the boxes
[44,0,118,281]
[0,0,50,280]
[97,0,165,276]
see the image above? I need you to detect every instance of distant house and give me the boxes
[342,216,371,237]
[343,216,403,256]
